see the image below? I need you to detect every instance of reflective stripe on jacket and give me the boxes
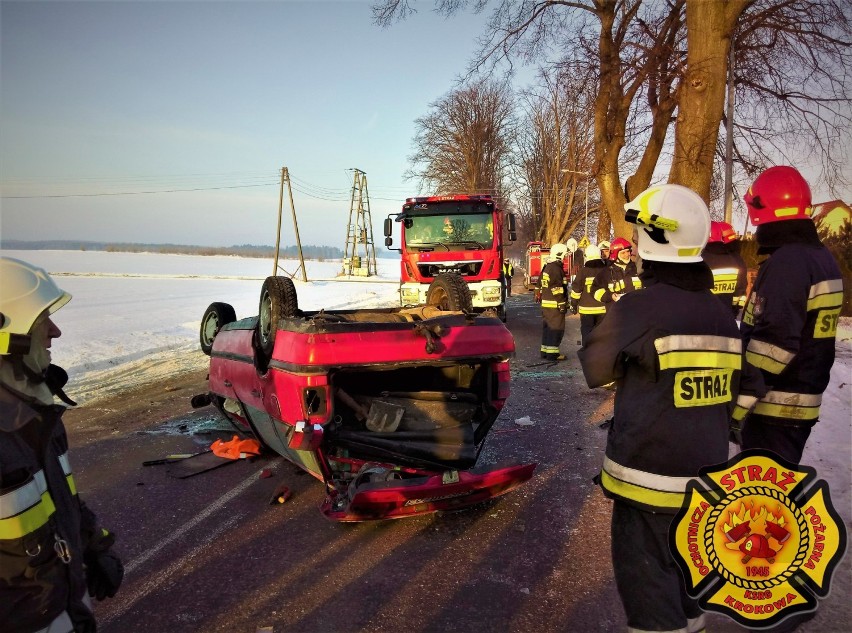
[570,260,607,315]
[702,244,748,313]
[740,238,842,426]
[539,260,567,310]
[591,261,640,306]
[0,386,97,633]
[579,267,765,513]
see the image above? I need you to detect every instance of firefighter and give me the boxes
[1,257,124,633]
[736,166,843,464]
[702,221,748,317]
[502,258,515,296]
[598,240,611,264]
[578,184,765,633]
[569,244,607,346]
[539,243,568,360]
[590,237,642,310]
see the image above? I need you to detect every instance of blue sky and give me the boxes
[0,0,500,248]
[2,1,847,250]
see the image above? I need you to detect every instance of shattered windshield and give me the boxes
[404,213,494,250]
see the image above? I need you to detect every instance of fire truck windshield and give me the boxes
[404,213,494,250]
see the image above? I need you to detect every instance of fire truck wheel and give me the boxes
[257,276,299,359]
[425,273,473,312]
[199,302,237,356]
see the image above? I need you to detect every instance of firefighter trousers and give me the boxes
[741,415,813,465]
[540,307,565,358]
[579,313,605,347]
[611,502,705,633]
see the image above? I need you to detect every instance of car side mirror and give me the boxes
[384,236,393,247]
[507,213,517,233]
[383,218,393,237]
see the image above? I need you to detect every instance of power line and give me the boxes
[0,181,279,199]
[0,171,422,202]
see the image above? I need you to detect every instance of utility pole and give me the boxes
[273,167,308,282]
[342,168,378,276]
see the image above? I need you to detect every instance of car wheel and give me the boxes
[425,273,473,312]
[257,276,298,358]
[199,302,237,356]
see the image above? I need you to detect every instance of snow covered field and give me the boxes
[4,250,402,403]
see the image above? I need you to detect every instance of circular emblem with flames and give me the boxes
[670,449,847,628]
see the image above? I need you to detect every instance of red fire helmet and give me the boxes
[743,166,812,225]
[609,237,632,261]
[709,221,739,244]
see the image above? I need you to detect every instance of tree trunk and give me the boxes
[669,0,748,200]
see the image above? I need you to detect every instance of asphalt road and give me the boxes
[63,291,850,633]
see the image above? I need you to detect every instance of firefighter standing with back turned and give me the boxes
[569,244,608,346]
[702,221,748,317]
[734,166,843,464]
[539,243,568,360]
[1,257,124,633]
[578,185,765,633]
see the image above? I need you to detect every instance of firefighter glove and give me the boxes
[729,420,743,446]
[85,529,124,600]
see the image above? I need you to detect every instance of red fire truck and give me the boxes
[524,241,549,290]
[384,195,516,321]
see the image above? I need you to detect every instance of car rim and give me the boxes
[202,314,218,345]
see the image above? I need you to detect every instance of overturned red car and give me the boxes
[194,272,535,521]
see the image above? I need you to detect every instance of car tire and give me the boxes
[425,273,473,312]
[199,302,237,356]
[257,276,298,359]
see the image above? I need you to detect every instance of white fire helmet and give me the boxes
[0,257,72,355]
[624,184,710,263]
[584,244,601,262]
[549,243,568,262]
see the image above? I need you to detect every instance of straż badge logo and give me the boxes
[670,449,847,628]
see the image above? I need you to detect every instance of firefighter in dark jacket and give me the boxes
[578,185,765,633]
[591,237,642,310]
[539,243,568,360]
[502,258,515,296]
[702,220,748,317]
[1,257,123,633]
[569,244,607,346]
[735,166,843,464]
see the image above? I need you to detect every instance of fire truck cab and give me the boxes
[384,195,516,321]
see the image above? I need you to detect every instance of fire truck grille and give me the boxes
[417,261,483,278]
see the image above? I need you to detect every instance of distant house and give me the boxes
[812,200,851,237]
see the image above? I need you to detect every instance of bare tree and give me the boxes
[406,78,516,200]
[375,0,851,238]
[730,0,851,191]
[376,0,687,240]
[513,66,597,245]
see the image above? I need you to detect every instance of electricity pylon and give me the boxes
[342,168,377,276]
